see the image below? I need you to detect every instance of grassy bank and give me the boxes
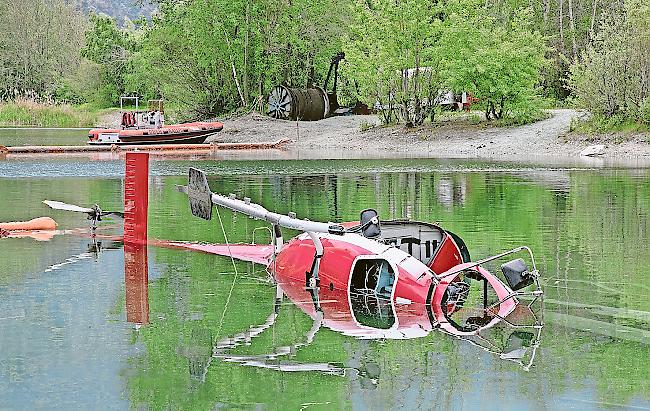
[0,99,104,128]
[570,115,650,135]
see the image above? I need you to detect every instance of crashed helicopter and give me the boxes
[175,168,544,369]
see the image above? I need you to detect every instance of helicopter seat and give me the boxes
[374,261,394,297]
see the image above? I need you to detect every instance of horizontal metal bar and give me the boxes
[209,192,344,235]
[437,246,531,280]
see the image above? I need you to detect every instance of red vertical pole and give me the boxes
[124,152,149,245]
[123,152,150,326]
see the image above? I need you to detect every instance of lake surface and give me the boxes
[0,154,649,410]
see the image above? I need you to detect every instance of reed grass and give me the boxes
[0,98,99,128]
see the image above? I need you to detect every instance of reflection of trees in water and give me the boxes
[436,175,467,208]
[168,267,192,321]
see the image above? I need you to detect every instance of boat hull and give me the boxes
[88,122,223,145]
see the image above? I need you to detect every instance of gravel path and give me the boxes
[208,109,650,163]
[97,108,649,163]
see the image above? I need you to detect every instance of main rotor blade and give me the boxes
[43,200,94,214]
[101,211,125,218]
[177,167,345,235]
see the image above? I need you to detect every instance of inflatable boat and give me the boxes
[88,121,224,145]
[87,97,223,145]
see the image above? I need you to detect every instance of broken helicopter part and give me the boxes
[175,167,544,370]
[43,200,124,229]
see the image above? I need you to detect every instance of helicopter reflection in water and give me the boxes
[175,267,543,384]
[46,235,150,328]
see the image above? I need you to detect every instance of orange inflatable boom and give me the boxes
[0,217,58,231]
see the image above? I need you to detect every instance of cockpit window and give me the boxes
[350,258,395,298]
[442,272,501,332]
[441,281,470,315]
[349,258,397,329]
[379,222,445,265]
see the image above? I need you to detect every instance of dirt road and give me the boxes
[95,108,648,163]
[209,109,650,162]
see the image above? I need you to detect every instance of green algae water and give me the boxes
[0,157,648,410]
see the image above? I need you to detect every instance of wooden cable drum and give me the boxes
[267,85,329,121]
[267,85,292,120]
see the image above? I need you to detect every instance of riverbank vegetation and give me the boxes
[0,0,648,131]
[568,0,650,133]
[0,97,102,128]
[570,116,650,135]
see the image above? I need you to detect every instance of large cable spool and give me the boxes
[267,85,329,121]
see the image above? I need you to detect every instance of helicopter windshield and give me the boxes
[349,258,395,298]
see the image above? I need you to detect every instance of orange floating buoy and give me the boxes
[0,217,58,231]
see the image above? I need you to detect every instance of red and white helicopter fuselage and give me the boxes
[176,167,543,351]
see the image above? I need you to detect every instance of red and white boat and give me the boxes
[175,168,544,368]
[87,97,223,145]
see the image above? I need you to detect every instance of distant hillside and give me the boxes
[77,0,156,22]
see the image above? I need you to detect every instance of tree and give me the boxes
[345,0,444,126]
[438,1,548,122]
[124,0,349,119]
[81,13,137,106]
[0,0,86,99]
[568,0,650,122]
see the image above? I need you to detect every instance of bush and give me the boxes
[359,120,376,132]
[467,113,482,125]
[344,0,443,127]
[438,3,547,123]
[640,99,650,125]
[569,114,649,134]
[568,2,650,124]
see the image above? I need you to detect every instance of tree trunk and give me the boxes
[306,54,314,88]
[222,27,246,107]
[589,0,598,39]
[567,0,578,60]
[558,0,565,51]
[543,0,550,25]
[243,2,249,104]
[413,51,422,126]
[283,44,291,83]
[496,97,505,119]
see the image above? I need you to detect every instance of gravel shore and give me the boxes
[208,109,650,164]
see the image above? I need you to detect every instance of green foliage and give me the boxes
[81,13,138,106]
[345,0,547,126]
[438,1,548,122]
[1,0,642,124]
[359,120,376,132]
[467,113,482,125]
[568,1,650,123]
[0,0,87,99]
[345,0,444,126]
[123,0,348,120]
[570,114,650,134]
[641,99,650,125]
